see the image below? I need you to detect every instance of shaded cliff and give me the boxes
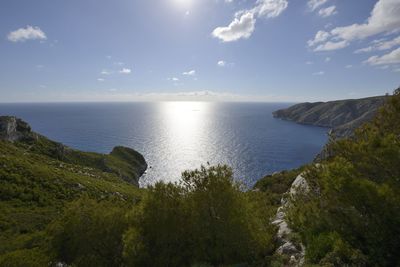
[273,96,387,138]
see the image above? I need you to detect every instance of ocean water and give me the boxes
[0,102,329,187]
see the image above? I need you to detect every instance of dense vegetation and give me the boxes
[0,133,280,266]
[48,165,280,266]
[1,89,400,266]
[0,139,143,266]
[14,133,147,186]
[287,89,400,266]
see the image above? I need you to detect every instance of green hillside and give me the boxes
[0,118,277,266]
[1,88,400,266]
[0,118,147,266]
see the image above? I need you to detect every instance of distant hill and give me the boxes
[273,96,387,138]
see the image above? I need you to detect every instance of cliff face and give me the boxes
[0,116,147,185]
[0,116,37,142]
[273,96,387,138]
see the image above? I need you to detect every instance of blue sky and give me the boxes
[0,0,399,102]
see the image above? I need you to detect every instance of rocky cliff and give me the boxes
[0,116,147,185]
[0,116,38,142]
[273,96,387,138]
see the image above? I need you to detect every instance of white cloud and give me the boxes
[307,30,330,46]
[354,46,374,54]
[375,36,400,50]
[305,61,314,65]
[324,23,333,29]
[101,70,112,75]
[318,5,337,17]
[308,0,400,52]
[364,47,400,65]
[120,68,132,74]
[168,77,180,81]
[345,64,353,68]
[331,0,400,41]
[325,57,331,62]
[251,0,289,18]
[314,40,349,51]
[217,60,226,67]
[183,70,196,76]
[313,71,325,75]
[97,78,105,82]
[355,36,400,53]
[212,12,256,42]
[393,68,400,72]
[7,25,47,42]
[307,0,328,11]
[212,0,288,42]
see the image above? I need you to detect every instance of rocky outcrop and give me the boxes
[273,173,309,266]
[273,96,387,138]
[0,116,37,142]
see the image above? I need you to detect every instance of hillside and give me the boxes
[1,89,400,266]
[273,96,387,138]
[254,89,400,266]
[0,116,147,264]
[0,117,277,266]
[0,116,147,186]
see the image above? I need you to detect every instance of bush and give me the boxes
[123,165,275,266]
[48,196,130,267]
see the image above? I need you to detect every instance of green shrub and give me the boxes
[48,196,130,267]
[288,90,400,266]
[123,165,275,267]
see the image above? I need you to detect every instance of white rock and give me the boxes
[290,174,309,196]
[272,171,310,266]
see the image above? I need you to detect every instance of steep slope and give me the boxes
[0,116,147,260]
[273,96,387,138]
[256,90,400,266]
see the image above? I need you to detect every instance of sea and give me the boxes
[0,102,329,187]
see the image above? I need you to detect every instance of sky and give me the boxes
[0,0,399,102]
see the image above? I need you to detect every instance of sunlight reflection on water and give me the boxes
[0,102,329,188]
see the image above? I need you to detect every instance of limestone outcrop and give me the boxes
[0,116,37,142]
[273,173,309,266]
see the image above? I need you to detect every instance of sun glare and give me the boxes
[161,101,208,151]
[172,0,192,9]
